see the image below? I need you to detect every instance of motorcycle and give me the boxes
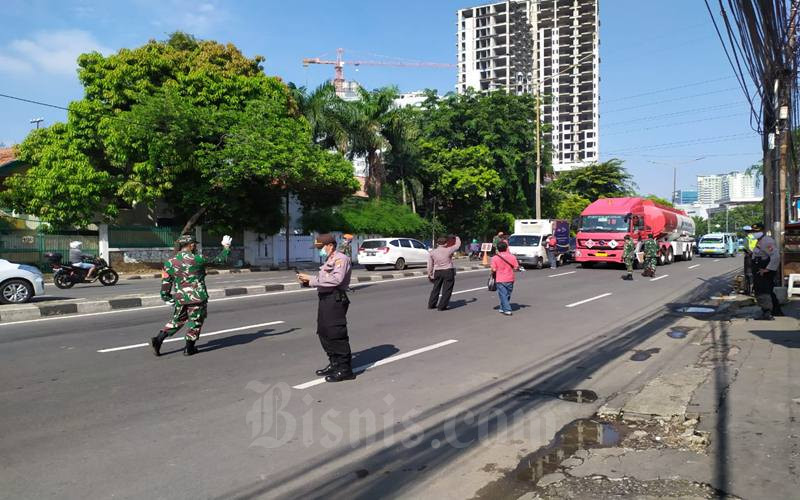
[46,253,120,289]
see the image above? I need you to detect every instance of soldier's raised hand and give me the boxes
[221,235,233,247]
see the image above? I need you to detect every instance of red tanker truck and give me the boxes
[574,197,696,267]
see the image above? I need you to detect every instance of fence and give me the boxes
[108,226,182,248]
[0,228,99,271]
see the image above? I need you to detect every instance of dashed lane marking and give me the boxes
[650,275,669,282]
[292,339,459,390]
[97,321,286,353]
[548,271,577,278]
[688,264,701,269]
[565,293,612,308]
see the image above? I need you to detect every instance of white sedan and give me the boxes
[0,259,45,304]
[357,238,431,271]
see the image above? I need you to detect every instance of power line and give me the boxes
[0,92,69,111]
[603,112,748,136]
[603,76,736,103]
[603,102,744,127]
[603,87,740,113]
[604,132,758,154]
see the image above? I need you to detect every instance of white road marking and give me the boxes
[452,286,486,295]
[565,293,612,308]
[97,321,285,353]
[688,264,701,269]
[0,269,489,328]
[713,259,720,262]
[293,339,459,390]
[650,274,669,282]
[548,271,576,278]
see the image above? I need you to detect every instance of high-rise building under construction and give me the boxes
[456,0,600,172]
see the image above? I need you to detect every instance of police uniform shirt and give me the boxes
[310,251,352,291]
[753,235,780,272]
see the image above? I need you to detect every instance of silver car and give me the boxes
[0,259,45,304]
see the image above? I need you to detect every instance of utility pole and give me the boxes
[535,93,542,219]
[672,166,677,205]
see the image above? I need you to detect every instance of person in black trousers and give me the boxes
[427,235,460,311]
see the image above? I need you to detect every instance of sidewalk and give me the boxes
[513,299,800,499]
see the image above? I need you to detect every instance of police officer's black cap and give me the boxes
[749,223,764,232]
[313,233,336,248]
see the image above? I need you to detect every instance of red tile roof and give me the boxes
[0,147,16,166]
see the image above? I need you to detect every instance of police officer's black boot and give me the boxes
[150,331,167,357]
[183,339,198,356]
[325,361,356,382]
[316,363,336,377]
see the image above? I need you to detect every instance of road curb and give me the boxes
[123,268,254,280]
[1,266,488,323]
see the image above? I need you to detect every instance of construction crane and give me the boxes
[302,48,455,95]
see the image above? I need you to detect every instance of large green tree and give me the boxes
[549,159,636,202]
[3,33,357,231]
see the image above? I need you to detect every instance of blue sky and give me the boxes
[0,0,761,199]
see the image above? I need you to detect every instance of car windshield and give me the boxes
[579,215,629,232]
[362,240,386,249]
[701,237,722,244]
[508,235,541,247]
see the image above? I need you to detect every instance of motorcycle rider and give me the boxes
[69,241,97,280]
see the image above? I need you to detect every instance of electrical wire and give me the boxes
[0,93,69,111]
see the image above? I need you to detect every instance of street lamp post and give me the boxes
[29,117,43,129]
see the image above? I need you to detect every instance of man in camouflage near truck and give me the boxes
[621,234,636,281]
[149,233,233,357]
[642,233,659,278]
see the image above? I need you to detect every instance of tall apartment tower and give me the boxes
[456,0,600,172]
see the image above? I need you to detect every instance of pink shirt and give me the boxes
[491,251,519,283]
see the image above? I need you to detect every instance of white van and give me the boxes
[508,219,567,269]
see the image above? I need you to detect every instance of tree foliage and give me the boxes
[642,194,674,207]
[3,33,357,231]
[303,199,429,237]
[549,159,636,202]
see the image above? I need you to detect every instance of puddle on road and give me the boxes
[557,389,598,403]
[474,418,626,499]
[676,306,716,314]
[667,330,689,339]
[630,348,661,361]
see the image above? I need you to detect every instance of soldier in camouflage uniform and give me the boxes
[621,234,636,281]
[149,233,232,357]
[642,234,659,278]
[337,233,354,258]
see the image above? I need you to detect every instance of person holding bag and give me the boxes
[490,240,520,316]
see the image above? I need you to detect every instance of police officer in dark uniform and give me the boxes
[297,234,355,382]
[749,223,784,320]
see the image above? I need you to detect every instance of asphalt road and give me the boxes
[0,256,741,499]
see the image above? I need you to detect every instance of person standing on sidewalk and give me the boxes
[297,234,355,382]
[750,223,784,320]
[622,234,636,280]
[427,234,461,311]
[150,233,232,357]
[491,241,520,316]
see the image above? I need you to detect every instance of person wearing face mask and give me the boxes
[150,233,232,357]
[297,233,355,382]
[749,223,784,320]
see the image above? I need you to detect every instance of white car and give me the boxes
[357,238,430,271]
[0,259,45,304]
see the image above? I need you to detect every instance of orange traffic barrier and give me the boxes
[482,251,489,267]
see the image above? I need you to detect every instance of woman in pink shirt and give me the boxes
[490,241,520,316]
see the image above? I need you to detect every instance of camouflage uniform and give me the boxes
[623,238,636,275]
[337,236,353,258]
[159,247,230,342]
[643,238,659,276]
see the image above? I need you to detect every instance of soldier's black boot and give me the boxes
[316,363,336,377]
[325,363,356,383]
[183,339,198,356]
[150,331,167,357]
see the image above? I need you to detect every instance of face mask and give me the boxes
[319,248,329,258]
[752,232,763,239]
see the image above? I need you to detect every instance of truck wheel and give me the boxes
[667,248,674,265]
[535,257,543,270]
[687,249,693,261]
[658,252,666,266]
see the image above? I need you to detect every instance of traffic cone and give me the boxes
[482,251,489,267]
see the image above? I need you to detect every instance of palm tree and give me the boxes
[348,86,400,199]
[288,82,351,154]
